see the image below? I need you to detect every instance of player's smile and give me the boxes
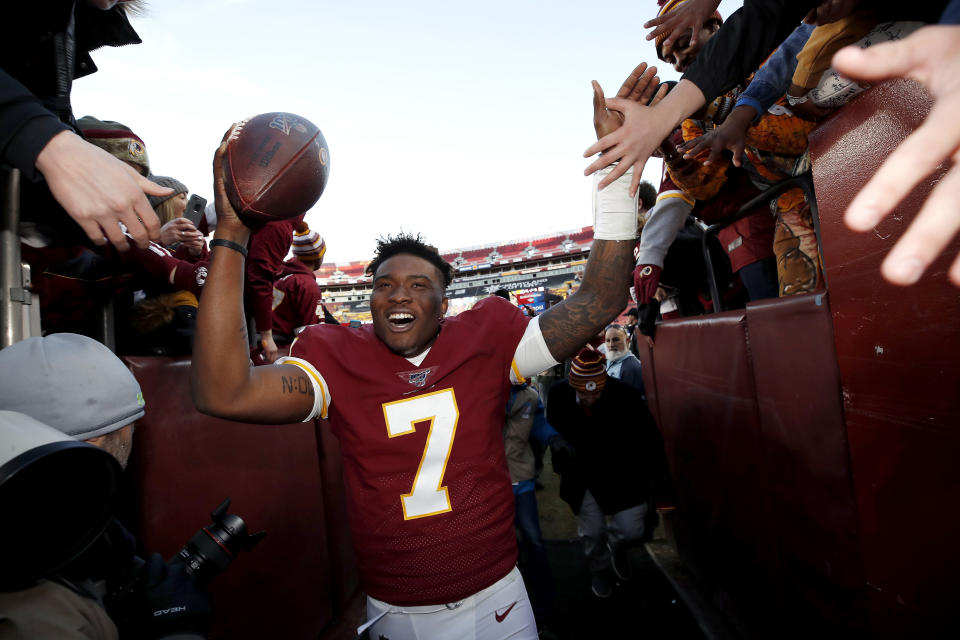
[371,254,448,357]
[386,310,416,331]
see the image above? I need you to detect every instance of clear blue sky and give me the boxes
[73,0,742,264]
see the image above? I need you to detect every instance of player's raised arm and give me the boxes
[538,235,634,362]
[190,130,315,424]
[539,77,647,361]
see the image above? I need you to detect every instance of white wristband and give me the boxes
[592,164,638,241]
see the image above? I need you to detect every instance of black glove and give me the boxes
[135,553,213,639]
[549,434,577,474]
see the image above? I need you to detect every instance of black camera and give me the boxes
[177,497,266,587]
[106,497,264,626]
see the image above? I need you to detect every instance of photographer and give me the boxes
[0,334,211,639]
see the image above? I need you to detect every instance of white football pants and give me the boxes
[360,565,537,640]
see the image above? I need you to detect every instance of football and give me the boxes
[222,112,330,223]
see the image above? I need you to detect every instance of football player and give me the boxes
[192,125,637,639]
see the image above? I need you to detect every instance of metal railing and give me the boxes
[700,172,823,313]
[1,166,29,348]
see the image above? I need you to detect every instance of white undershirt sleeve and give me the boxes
[510,316,559,384]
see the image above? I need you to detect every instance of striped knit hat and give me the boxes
[77,116,150,176]
[568,347,607,393]
[653,0,723,61]
[292,221,326,265]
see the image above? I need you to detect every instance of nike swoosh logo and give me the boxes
[495,601,517,623]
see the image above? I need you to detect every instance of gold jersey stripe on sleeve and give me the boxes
[509,359,526,385]
[656,189,695,206]
[276,356,330,420]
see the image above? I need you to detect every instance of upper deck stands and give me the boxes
[318,229,592,285]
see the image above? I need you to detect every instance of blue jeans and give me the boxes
[514,485,554,620]
[739,256,779,301]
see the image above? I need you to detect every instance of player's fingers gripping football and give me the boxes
[212,125,245,230]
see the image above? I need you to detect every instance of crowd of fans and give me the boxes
[3,0,960,639]
[4,1,960,354]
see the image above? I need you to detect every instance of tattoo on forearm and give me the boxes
[539,239,633,361]
[281,375,315,396]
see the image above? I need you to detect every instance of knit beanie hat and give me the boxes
[568,347,607,393]
[292,221,327,265]
[77,115,151,176]
[0,334,145,440]
[653,0,723,61]
[146,175,189,211]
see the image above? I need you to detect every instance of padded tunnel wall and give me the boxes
[124,356,363,640]
[638,78,960,638]
[808,78,960,637]
[638,294,865,638]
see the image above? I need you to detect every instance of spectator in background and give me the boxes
[0,333,212,639]
[547,348,665,599]
[624,306,649,356]
[2,1,167,251]
[637,181,658,215]
[629,5,817,302]
[21,119,209,342]
[147,176,207,261]
[77,115,151,177]
[674,22,814,168]
[592,0,959,288]
[587,0,839,196]
[257,222,327,362]
[676,14,929,295]
[123,176,205,356]
[623,308,639,337]
[503,381,558,630]
[786,17,925,120]
[603,324,645,397]
[246,214,307,364]
[635,180,658,239]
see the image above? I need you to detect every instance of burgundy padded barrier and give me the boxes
[744,293,865,634]
[652,311,779,636]
[809,78,960,637]
[125,357,363,639]
[634,336,659,427]
[314,419,361,613]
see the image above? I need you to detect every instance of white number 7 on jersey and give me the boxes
[382,388,460,520]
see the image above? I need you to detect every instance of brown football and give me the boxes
[222,112,330,223]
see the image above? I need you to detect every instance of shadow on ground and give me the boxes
[530,451,705,640]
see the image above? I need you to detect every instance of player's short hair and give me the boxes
[366,232,455,288]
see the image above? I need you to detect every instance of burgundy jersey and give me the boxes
[271,258,322,336]
[285,296,529,605]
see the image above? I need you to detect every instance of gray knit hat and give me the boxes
[0,334,145,440]
[147,175,188,211]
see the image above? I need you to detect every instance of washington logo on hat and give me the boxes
[568,347,607,393]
